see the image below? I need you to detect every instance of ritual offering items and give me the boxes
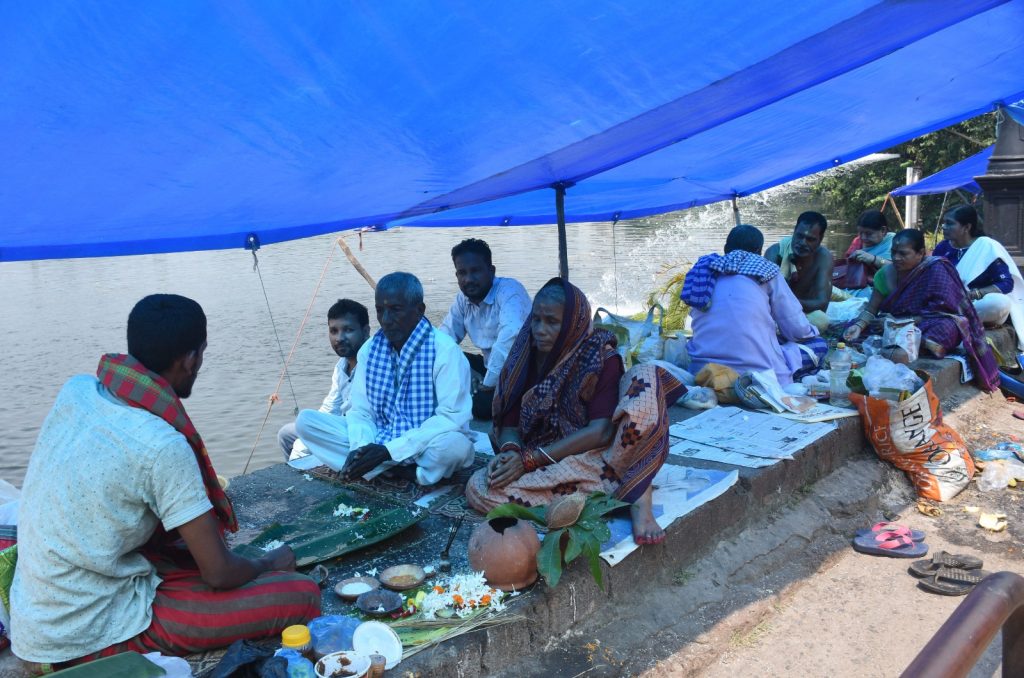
[335,576,381,601]
[379,564,427,591]
[352,621,403,670]
[355,589,404,617]
[315,650,370,678]
[468,517,540,591]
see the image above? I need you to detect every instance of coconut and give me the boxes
[546,492,587,529]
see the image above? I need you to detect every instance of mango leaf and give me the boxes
[580,534,605,591]
[578,492,628,522]
[562,526,584,564]
[537,528,566,587]
[575,519,611,545]
[485,502,545,526]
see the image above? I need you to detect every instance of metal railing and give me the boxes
[902,571,1024,677]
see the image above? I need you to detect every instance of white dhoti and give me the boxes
[974,293,1012,327]
[295,409,474,486]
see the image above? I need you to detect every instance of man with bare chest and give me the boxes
[765,211,833,333]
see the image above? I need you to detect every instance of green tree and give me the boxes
[812,113,996,232]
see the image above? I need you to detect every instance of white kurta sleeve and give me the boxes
[345,342,379,449]
[384,331,472,462]
[482,279,531,388]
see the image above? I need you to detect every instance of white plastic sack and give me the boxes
[862,356,923,397]
[648,359,696,386]
[594,305,664,365]
[826,297,867,324]
[662,332,690,369]
[883,318,922,362]
[678,386,717,410]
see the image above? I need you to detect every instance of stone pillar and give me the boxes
[976,108,1024,268]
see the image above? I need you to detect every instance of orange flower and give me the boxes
[480,595,491,605]
[433,585,444,594]
[452,594,464,606]
[468,599,477,607]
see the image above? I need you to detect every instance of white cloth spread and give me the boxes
[955,236,1024,350]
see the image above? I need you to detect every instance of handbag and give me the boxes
[833,257,870,290]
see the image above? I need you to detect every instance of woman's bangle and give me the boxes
[519,448,538,472]
[536,446,557,466]
[499,441,522,454]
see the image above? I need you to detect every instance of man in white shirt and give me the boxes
[296,272,475,486]
[440,238,531,420]
[278,299,370,460]
[11,294,319,670]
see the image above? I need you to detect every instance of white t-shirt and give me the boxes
[11,376,212,663]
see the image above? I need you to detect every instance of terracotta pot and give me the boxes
[467,516,540,591]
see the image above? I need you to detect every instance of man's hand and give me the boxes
[341,443,390,480]
[261,545,297,572]
[843,323,864,343]
[488,451,526,489]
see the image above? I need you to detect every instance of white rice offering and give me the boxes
[340,581,373,596]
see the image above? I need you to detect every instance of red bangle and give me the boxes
[519,448,538,472]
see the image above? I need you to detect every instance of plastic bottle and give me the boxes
[280,625,317,677]
[829,342,852,408]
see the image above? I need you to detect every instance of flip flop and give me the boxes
[918,567,991,596]
[851,532,929,558]
[908,551,983,578]
[854,522,926,543]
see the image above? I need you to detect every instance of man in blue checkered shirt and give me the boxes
[296,272,475,485]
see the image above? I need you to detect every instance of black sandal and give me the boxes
[918,566,991,596]
[908,551,983,578]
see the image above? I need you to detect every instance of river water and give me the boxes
[0,180,852,486]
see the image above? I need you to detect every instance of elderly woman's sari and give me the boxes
[876,256,1000,392]
[465,278,686,512]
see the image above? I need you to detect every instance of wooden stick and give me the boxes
[337,236,377,289]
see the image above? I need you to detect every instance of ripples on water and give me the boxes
[0,180,852,485]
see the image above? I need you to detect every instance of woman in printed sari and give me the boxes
[836,210,894,299]
[465,278,685,545]
[844,229,1000,391]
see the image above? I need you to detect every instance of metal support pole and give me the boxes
[905,166,922,227]
[555,184,569,280]
[732,195,741,226]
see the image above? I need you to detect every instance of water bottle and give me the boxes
[829,342,852,408]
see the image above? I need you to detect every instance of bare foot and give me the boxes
[922,339,947,359]
[630,485,665,545]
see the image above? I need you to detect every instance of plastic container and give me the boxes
[275,649,317,678]
[829,343,852,408]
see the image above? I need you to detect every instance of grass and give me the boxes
[673,568,696,586]
[730,618,775,648]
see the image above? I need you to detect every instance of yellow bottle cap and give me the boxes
[281,624,311,649]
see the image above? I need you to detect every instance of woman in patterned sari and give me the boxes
[844,229,999,391]
[465,278,686,545]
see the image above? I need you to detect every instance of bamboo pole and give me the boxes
[555,184,569,280]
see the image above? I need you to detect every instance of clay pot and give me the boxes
[467,516,540,591]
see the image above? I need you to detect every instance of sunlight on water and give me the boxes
[0,177,853,485]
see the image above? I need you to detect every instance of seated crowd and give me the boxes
[8,214,1019,666]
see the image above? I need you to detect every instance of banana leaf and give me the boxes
[234,493,425,566]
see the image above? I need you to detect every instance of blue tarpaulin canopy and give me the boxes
[2,1,1024,261]
[890,145,994,196]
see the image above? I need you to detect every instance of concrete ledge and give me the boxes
[395,355,978,676]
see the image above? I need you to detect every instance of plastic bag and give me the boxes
[678,386,717,410]
[861,356,923,397]
[647,359,696,387]
[143,653,193,678]
[308,615,359,656]
[594,304,664,365]
[976,460,1016,492]
[695,363,740,405]
[661,332,690,369]
[974,442,1024,462]
[826,297,867,324]
[883,318,922,363]
[850,373,974,501]
[207,639,284,678]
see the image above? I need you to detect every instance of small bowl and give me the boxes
[354,589,404,617]
[378,564,426,591]
[315,650,371,678]
[334,576,381,602]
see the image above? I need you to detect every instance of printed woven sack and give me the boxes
[850,373,974,501]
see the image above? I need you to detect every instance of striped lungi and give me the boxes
[53,560,320,669]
